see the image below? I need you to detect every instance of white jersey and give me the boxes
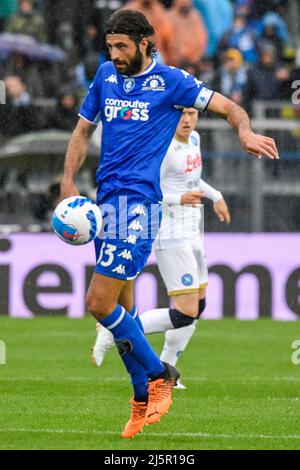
[155,130,222,249]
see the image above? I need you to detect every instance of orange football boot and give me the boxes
[146,363,180,425]
[122,398,148,438]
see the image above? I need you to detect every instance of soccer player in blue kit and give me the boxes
[59,10,279,438]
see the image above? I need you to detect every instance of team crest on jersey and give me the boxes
[123,77,135,93]
[181,274,193,286]
[191,135,198,146]
[142,75,165,91]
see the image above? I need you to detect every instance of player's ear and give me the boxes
[139,38,148,55]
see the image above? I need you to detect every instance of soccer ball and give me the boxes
[52,196,102,245]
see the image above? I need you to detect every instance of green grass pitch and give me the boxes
[0,317,300,450]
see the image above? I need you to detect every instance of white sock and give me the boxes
[140,308,173,334]
[160,322,197,366]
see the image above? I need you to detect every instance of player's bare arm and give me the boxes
[213,198,231,224]
[207,92,279,160]
[60,118,96,200]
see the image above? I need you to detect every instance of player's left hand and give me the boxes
[239,131,279,160]
[213,198,231,224]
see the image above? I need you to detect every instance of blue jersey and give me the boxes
[79,59,214,203]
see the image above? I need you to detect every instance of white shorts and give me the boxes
[155,240,208,296]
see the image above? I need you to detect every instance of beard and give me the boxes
[113,47,144,76]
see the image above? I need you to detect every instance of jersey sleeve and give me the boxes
[163,193,182,205]
[169,67,214,112]
[78,66,102,125]
[199,179,223,203]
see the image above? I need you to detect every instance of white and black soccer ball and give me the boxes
[52,196,102,245]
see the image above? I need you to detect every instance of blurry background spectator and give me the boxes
[252,0,288,17]
[218,10,259,64]
[197,56,216,89]
[4,52,57,97]
[55,22,80,67]
[258,11,293,60]
[5,0,46,42]
[167,0,207,67]
[0,0,17,32]
[84,0,127,60]
[215,48,247,105]
[124,0,174,64]
[194,0,233,58]
[44,87,79,132]
[43,0,91,54]
[0,75,37,137]
[245,43,290,112]
[75,51,101,97]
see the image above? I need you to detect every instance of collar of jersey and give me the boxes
[121,59,157,78]
[174,136,190,145]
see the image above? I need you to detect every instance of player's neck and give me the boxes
[174,134,189,144]
[132,56,153,77]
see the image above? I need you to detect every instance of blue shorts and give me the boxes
[94,191,161,280]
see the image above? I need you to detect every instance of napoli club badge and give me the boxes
[123,77,135,93]
[181,274,193,286]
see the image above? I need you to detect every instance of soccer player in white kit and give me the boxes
[92,108,231,383]
[140,107,230,387]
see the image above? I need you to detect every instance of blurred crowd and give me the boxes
[0,0,299,143]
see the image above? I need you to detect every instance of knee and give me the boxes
[172,295,199,318]
[86,291,101,320]
[86,289,113,320]
[169,308,195,328]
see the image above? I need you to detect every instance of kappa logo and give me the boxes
[131,205,146,216]
[105,74,118,84]
[142,74,165,91]
[123,235,137,245]
[112,264,126,275]
[180,69,190,79]
[194,78,203,89]
[128,220,143,231]
[118,249,132,260]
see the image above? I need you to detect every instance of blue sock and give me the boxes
[96,306,155,398]
[127,305,148,399]
[100,305,165,378]
[129,305,144,333]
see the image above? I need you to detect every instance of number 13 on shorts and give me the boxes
[97,242,117,267]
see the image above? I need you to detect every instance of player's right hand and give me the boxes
[213,198,231,224]
[59,178,80,202]
[181,191,204,205]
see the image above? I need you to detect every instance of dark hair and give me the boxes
[104,10,157,58]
